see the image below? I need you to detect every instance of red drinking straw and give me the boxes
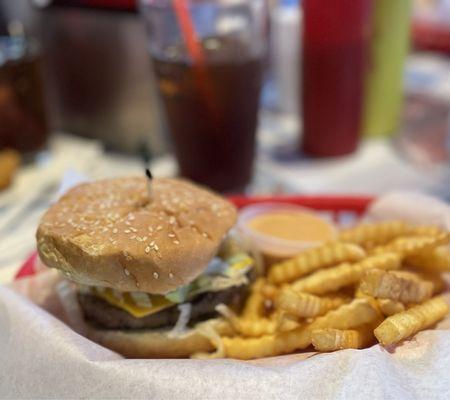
[172,0,206,65]
[172,0,219,119]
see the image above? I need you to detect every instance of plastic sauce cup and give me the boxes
[237,203,337,267]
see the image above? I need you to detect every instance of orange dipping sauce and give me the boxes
[238,204,336,265]
[248,210,334,242]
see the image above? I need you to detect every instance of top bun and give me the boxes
[36,177,237,294]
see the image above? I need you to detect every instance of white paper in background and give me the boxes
[366,191,450,229]
[1,193,450,399]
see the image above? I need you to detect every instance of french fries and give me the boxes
[230,317,279,337]
[418,271,447,295]
[216,304,276,337]
[406,246,450,273]
[359,269,433,304]
[338,220,411,248]
[377,299,405,316]
[221,326,312,360]
[276,290,348,318]
[261,282,279,300]
[290,253,401,295]
[219,299,379,359]
[311,324,375,351]
[275,311,301,332]
[311,298,380,330]
[268,242,365,285]
[197,220,449,359]
[374,296,449,346]
[409,225,445,237]
[373,233,450,257]
[241,278,266,319]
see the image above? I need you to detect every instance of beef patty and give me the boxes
[78,285,248,330]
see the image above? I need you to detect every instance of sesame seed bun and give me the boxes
[36,177,237,294]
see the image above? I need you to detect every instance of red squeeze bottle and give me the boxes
[301,0,373,157]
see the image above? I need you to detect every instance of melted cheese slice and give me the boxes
[91,253,254,319]
[94,288,174,318]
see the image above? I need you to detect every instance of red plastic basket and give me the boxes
[229,195,373,214]
[14,195,374,280]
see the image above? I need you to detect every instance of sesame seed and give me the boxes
[128,215,135,221]
[169,273,174,279]
[149,241,155,247]
[124,229,131,234]
[145,246,150,253]
[124,268,130,276]
[168,233,175,238]
[154,244,159,251]
[156,225,163,231]
[130,227,138,233]
[112,228,118,234]
[148,226,153,232]
[202,232,208,238]
[136,237,143,242]
[142,236,148,241]
[173,240,180,245]
[153,272,159,279]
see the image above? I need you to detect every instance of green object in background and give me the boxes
[363,0,412,137]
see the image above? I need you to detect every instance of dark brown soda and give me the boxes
[0,39,48,153]
[152,37,263,192]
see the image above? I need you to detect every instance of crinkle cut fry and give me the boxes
[338,220,411,248]
[378,298,405,316]
[311,323,375,351]
[372,233,450,257]
[232,317,279,337]
[290,252,401,295]
[261,282,279,300]
[359,268,433,304]
[241,278,266,319]
[222,325,311,360]
[276,290,348,318]
[311,298,380,331]
[409,225,446,237]
[406,246,450,273]
[217,304,279,337]
[374,296,449,346]
[221,298,380,359]
[268,242,366,285]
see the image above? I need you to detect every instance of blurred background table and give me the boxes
[0,0,450,281]
[1,48,449,281]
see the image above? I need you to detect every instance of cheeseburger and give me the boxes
[36,177,252,358]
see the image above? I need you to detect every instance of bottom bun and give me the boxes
[86,318,230,359]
